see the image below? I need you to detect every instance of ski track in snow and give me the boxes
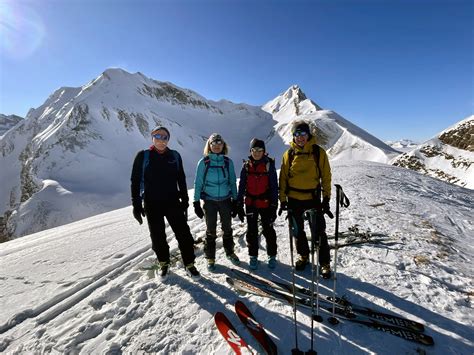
[0,162,473,354]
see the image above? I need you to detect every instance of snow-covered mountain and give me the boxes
[392,116,474,189]
[0,70,405,241]
[0,114,23,137]
[0,161,472,354]
[263,85,400,164]
[386,139,419,153]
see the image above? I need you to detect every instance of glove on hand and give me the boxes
[237,202,245,222]
[180,198,189,211]
[269,203,278,223]
[193,201,204,219]
[133,202,145,225]
[278,201,288,216]
[322,196,334,219]
[230,200,239,218]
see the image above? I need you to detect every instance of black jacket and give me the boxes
[130,148,188,204]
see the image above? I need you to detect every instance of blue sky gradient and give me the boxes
[0,0,472,141]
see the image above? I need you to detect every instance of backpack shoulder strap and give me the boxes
[140,149,150,199]
[287,148,295,177]
[169,149,181,172]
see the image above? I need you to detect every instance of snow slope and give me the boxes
[0,162,472,354]
[392,115,474,189]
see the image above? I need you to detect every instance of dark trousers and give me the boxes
[144,201,195,266]
[203,199,234,259]
[288,198,330,265]
[245,205,277,257]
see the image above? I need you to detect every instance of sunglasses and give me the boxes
[152,133,169,141]
[210,140,223,146]
[293,131,308,137]
[251,148,264,153]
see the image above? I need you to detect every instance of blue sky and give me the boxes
[0,0,472,141]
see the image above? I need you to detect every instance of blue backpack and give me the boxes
[140,149,181,200]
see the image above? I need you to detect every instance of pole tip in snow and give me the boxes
[328,317,339,325]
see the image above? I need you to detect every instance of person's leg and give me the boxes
[165,203,196,266]
[219,199,234,255]
[260,208,277,257]
[245,205,259,257]
[203,200,218,259]
[144,203,169,263]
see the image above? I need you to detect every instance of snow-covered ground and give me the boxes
[0,161,473,354]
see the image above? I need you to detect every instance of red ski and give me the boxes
[214,311,254,354]
[235,301,278,355]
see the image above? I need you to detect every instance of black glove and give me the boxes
[278,201,288,216]
[322,196,334,219]
[237,202,245,222]
[231,200,239,218]
[133,201,145,225]
[269,203,278,223]
[180,198,189,211]
[193,201,204,219]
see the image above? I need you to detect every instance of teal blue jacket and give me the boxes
[193,153,237,202]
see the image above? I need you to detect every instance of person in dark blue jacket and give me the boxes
[193,133,239,271]
[237,138,279,270]
[131,126,200,280]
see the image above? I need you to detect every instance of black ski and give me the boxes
[227,275,434,346]
[231,268,424,332]
[271,279,424,332]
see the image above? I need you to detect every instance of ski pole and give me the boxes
[328,184,350,325]
[287,210,303,355]
[305,209,321,355]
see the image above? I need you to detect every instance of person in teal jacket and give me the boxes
[193,133,240,271]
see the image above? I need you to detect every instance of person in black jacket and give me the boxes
[236,138,279,270]
[130,126,200,279]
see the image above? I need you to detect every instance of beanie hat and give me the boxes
[250,138,265,151]
[151,126,170,138]
[209,133,223,143]
[293,122,311,136]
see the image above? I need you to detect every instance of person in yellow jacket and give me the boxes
[279,120,332,276]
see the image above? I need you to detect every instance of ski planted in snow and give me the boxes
[226,276,434,346]
[214,311,254,354]
[235,300,278,355]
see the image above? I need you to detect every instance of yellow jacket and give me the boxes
[279,137,332,202]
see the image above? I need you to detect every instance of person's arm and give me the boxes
[193,158,205,202]
[130,150,144,204]
[228,159,238,200]
[176,152,188,203]
[236,162,247,203]
[319,149,332,199]
[278,151,289,203]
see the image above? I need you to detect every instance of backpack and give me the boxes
[286,144,322,199]
[140,149,180,200]
[243,156,274,208]
[202,155,230,182]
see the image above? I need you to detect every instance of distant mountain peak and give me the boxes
[263,85,322,118]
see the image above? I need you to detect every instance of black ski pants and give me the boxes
[245,205,277,257]
[288,197,330,265]
[203,198,234,259]
[144,201,195,266]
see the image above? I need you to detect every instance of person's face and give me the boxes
[210,140,224,154]
[152,129,169,151]
[250,147,264,160]
[294,131,308,148]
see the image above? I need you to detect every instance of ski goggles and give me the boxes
[210,140,224,146]
[152,133,169,141]
[251,148,264,153]
[293,131,308,137]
